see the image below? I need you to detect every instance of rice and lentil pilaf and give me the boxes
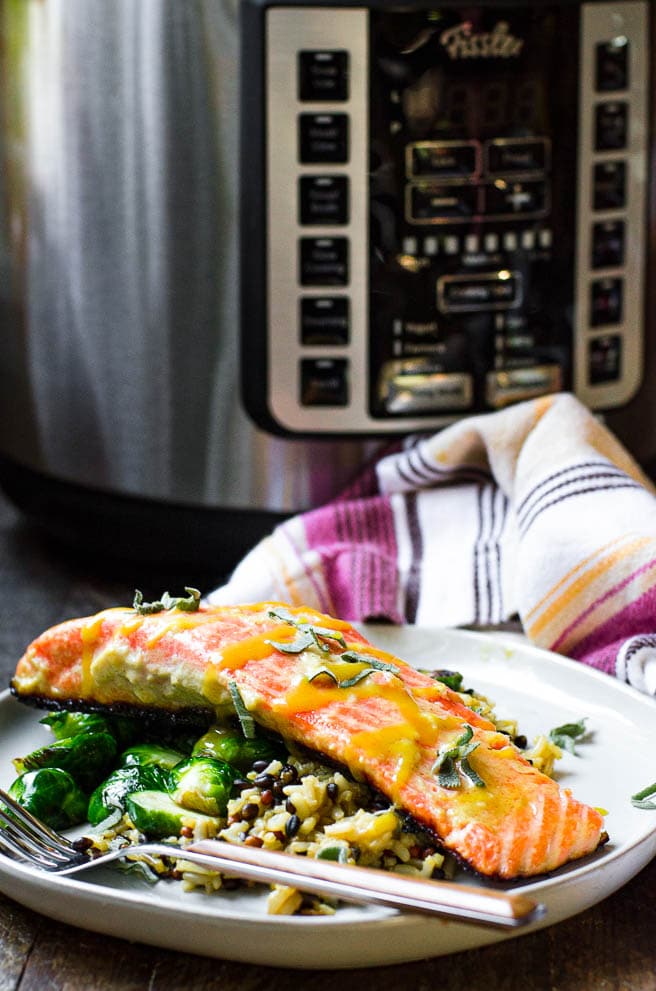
[85,679,563,915]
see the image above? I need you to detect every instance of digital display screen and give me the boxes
[372,8,555,140]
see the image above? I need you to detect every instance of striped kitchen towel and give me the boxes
[209,392,656,695]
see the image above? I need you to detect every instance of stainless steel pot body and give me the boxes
[0,0,378,514]
[1,0,655,534]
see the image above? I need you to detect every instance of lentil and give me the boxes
[245,835,264,848]
[241,802,260,821]
[253,773,275,790]
[280,764,298,785]
[285,814,301,838]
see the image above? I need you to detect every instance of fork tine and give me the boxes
[0,788,79,855]
[0,806,74,865]
[0,816,67,869]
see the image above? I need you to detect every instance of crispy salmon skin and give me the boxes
[10,600,605,878]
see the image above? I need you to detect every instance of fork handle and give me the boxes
[183,840,544,928]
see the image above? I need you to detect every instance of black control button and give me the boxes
[300,297,349,345]
[595,101,628,150]
[408,183,479,223]
[593,161,626,210]
[591,278,623,326]
[485,179,548,217]
[299,113,348,164]
[300,237,349,286]
[592,220,625,269]
[486,366,562,408]
[300,358,348,406]
[378,360,473,413]
[437,272,521,313]
[595,39,629,92]
[486,139,549,175]
[298,51,348,102]
[408,142,478,179]
[589,334,622,384]
[299,176,349,226]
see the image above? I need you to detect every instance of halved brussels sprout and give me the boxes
[12,732,118,792]
[169,756,237,815]
[191,726,284,773]
[87,764,171,825]
[7,768,88,829]
[125,790,219,838]
[120,743,187,772]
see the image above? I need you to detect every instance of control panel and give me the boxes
[255,1,648,436]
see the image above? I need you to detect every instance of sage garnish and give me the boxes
[340,668,378,689]
[228,681,256,740]
[308,668,339,685]
[265,631,316,654]
[432,725,485,789]
[341,650,400,675]
[266,607,399,690]
[133,587,201,615]
[630,781,656,810]
[548,718,588,755]
[266,607,346,654]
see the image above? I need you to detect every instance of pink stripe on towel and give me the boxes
[303,496,401,622]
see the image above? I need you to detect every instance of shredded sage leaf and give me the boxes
[265,631,316,654]
[435,756,461,789]
[228,680,256,740]
[631,781,656,810]
[549,718,588,755]
[339,668,378,689]
[460,757,486,788]
[432,725,485,789]
[340,650,400,675]
[266,607,346,653]
[133,587,201,615]
[308,668,339,685]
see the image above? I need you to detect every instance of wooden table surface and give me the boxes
[1,491,656,991]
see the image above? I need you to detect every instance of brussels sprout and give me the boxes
[120,744,186,772]
[40,711,111,740]
[87,764,171,825]
[192,726,284,773]
[126,791,219,838]
[40,711,141,749]
[7,768,88,829]
[169,756,237,815]
[12,732,118,792]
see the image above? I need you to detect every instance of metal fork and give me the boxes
[0,787,545,928]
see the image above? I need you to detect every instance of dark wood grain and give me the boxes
[1,491,656,990]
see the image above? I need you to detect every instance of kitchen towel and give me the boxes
[209,392,656,695]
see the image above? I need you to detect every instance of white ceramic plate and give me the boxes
[1,626,656,969]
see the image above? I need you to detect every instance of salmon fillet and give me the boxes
[10,600,605,878]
